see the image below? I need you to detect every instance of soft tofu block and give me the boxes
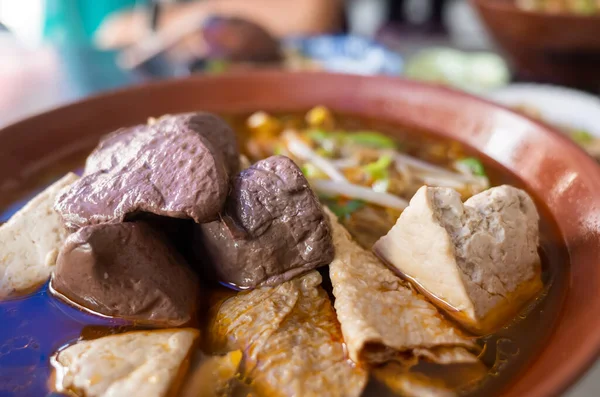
[52,328,199,397]
[373,185,543,334]
[0,173,78,298]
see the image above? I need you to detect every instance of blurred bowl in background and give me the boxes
[283,35,403,75]
[404,47,509,93]
[486,83,600,137]
[471,0,600,89]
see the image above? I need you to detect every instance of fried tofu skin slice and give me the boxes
[324,207,477,365]
[206,271,368,397]
[52,328,198,397]
[0,173,78,298]
[373,185,543,334]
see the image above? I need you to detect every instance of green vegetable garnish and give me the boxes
[571,130,594,145]
[301,163,327,179]
[305,129,339,157]
[305,129,397,150]
[322,199,365,219]
[363,155,393,180]
[306,129,331,142]
[457,157,486,177]
[346,131,397,149]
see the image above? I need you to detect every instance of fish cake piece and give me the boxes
[52,328,199,397]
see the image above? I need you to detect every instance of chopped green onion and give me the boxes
[306,129,397,150]
[322,199,365,219]
[457,157,486,177]
[306,129,332,142]
[571,130,594,145]
[301,163,327,179]
[346,131,397,149]
[363,155,393,180]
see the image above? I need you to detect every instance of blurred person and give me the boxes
[42,0,143,45]
[95,0,344,50]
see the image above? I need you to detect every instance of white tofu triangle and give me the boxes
[52,328,199,397]
[373,185,543,334]
[0,173,78,298]
[324,207,477,365]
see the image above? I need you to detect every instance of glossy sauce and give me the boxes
[0,115,569,397]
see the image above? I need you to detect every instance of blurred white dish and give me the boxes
[486,83,600,137]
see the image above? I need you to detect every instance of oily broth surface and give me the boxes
[0,114,568,397]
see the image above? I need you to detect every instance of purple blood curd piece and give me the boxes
[55,112,239,230]
[196,155,334,289]
[51,222,199,326]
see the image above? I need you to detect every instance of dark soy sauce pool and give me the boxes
[0,115,569,397]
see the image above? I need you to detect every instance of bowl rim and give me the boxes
[471,0,600,20]
[1,70,600,397]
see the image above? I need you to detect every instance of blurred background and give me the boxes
[1,0,599,127]
[0,0,600,395]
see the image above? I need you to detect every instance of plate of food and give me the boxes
[0,72,599,397]
[486,83,600,160]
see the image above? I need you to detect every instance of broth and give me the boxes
[0,113,569,397]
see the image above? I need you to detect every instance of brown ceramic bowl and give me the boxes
[1,72,600,396]
[472,0,600,89]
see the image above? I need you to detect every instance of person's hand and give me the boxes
[95,0,343,50]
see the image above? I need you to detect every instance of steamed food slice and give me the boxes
[373,185,543,334]
[51,222,199,326]
[0,173,78,298]
[206,271,368,397]
[52,328,199,397]
[324,207,477,364]
[56,112,239,230]
[197,155,334,289]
